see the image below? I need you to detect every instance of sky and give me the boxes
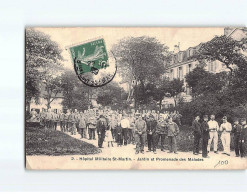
[34,27,225,83]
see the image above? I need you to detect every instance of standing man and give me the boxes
[88,115,97,140]
[155,116,168,152]
[74,109,80,134]
[146,115,158,154]
[167,116,179,154]
[201,115,210,158]
[239,118,247,158]
[134,115,147,154]
[120,114,130,146]
[207,114,220,154]
[192,115,201,155]
[78,111,86,139]
[96,115,108,148]
[219,116,232,156]
[232,118,242,157]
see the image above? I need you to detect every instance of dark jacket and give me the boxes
[156,120,168,135]
[146,120,157,134]
[232,124,242,136]
[239,125,247,142]
[192,120,201,136]
[96,118,108,134]
[201,120,209,139]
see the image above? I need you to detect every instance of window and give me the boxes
[178,67,183,79]
[170,69,174,80]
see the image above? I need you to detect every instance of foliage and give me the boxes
[193,35,247,73]
[25,28,64,110]
[97,81,128,110]
[61,70,90,111]
[111,36,171,88]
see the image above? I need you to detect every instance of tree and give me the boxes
[193,35,247,73]
[25,28,63,111]
[185,67,210,95]
[111,36,171,104]
[96,81,128,110]
[61,70,90,111]
[167,79,184,109]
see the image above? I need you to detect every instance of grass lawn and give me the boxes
[25,123,101,156]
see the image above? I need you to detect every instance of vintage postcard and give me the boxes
[25,27,247,170]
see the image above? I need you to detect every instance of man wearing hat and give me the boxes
[207,114,220,154]
[239,118,247,158]
[96,115,108,148]
[201,115,210,158]
[219,116,232,156]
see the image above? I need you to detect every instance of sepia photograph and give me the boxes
[25,27,247,170]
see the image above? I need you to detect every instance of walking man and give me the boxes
[207,114,219,154]
[134,115,147,154]
[219,116,232,156]
[192,115,201,155]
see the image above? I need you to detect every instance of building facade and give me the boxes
[162,27,247,107]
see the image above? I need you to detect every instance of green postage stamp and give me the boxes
[68,38,115,87]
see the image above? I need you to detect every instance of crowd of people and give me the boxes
[29,108,246,158]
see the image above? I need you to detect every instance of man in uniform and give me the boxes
[58,110,65,132]
[88,115,97,140]
[167,116,179,154]
[155,116,168,152]
[219,116,232,156]
[78,111,87,139]
[134,115,147,154]
[207,114,219,154]
[192,115,201,155]
[146,114,158,154]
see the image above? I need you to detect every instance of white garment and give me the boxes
[105,130,113,142]
[221,133,231,155]
[219,122,232,133]
[208,131,218,152]
[208,120,219,131]
[121,118,130,128]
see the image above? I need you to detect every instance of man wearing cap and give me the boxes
[219,116,232,156]
[134,115,147,154]
[192,115,201,155]
[232,118,242,157]
[207,114,220,154]
[201,115,210,158]
[239,118,247,158]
